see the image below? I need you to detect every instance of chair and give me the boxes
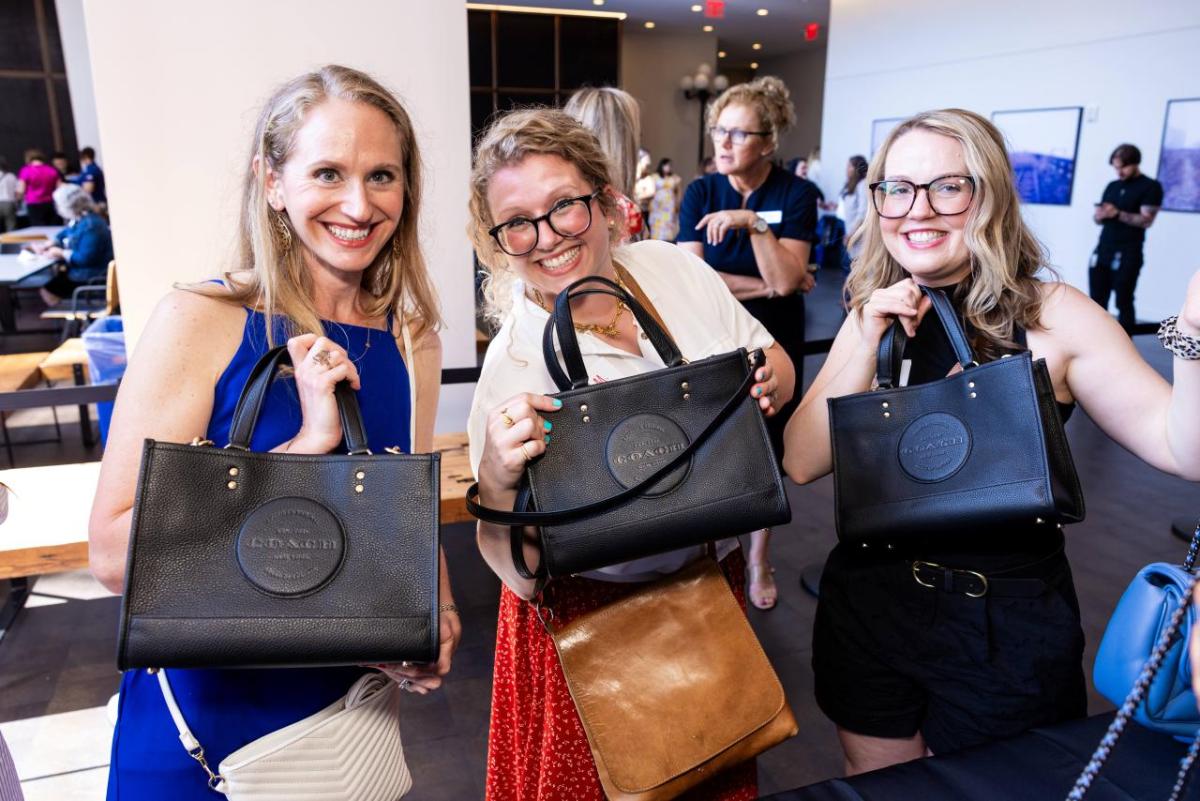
[0,352,62,466]
[39,260,119,340]
[0,728,23,801]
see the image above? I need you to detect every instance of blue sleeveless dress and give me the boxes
[107,308,412,799]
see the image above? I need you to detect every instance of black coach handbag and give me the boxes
[117,346,441,670]
[828,286,1084,542]
[465,275,791,579]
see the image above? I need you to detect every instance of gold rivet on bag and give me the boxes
[228,467,239,477]
[356,471,365,480]
[582,415,591,423]
[580,404,588,412]
[882,402,889,409]
[355,485,364,494]
[227,481,237,490]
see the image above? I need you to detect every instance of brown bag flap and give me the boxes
[551,557,789,794]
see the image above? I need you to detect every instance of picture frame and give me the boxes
[991,106,1083,206]
[1159,97,1200,213]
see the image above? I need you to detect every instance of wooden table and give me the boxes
[0,432,474,581]
[0,253,57,332]
[0,226,63,245]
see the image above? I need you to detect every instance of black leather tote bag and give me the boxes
[828,286,1084,542]
[466,275,791,579]
[117,346,440,670]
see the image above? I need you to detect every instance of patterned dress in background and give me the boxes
[649,173,682,241]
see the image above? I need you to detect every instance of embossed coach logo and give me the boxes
[236,497,345,596]
[605,413,691,497]
[897,412,972,483]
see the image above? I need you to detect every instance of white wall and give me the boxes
[82,0,476,431]
[622,30,718,184]
[758,46,827,165]
[822,0,1200,319]
[55,0,102,160]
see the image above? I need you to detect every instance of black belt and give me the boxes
[910,560,1048,599]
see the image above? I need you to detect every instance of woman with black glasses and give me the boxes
[678,75,820,611]
[783,108,1200,775]
[467,107,794,799]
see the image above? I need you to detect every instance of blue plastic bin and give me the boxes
[81,316,126,445]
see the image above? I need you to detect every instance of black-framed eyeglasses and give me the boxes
[488,191,601,257]
[869,175,976,219]
[709,126,771,145]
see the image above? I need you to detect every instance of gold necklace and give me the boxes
[532,275,630,338]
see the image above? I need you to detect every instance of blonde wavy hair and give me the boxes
[706,75,796,153]
[192,64,441,342]
[469,108,622,328]
[845,108,1052,361]
[563,87,642,199]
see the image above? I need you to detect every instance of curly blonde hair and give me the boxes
[469,108,622,328]
[706,76,796,152]
[845,108,1053,361]
[191,64,441,342]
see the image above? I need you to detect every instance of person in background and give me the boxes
[784,107,1200,775]
[88,65,460,799]
[31,184,113,305]
[649,157,682,241]
[1090,143,1163,334]
[787,156,827,269]
[468,107,792,800]
[0,157,17,233]
[838,155,869,271]
[51,151,74,181]
[678,75,819,611]
[564,87,644,240]
[78,146,108,210]
[16,149,62,225]
[701,156,717,175]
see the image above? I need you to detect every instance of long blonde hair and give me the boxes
[845,108,1052,360]
[468,108,622,328]
[563,87,642,198]
[193,64,441,341]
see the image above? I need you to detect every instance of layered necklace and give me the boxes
[531,271,630,338]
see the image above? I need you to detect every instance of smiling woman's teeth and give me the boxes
[329,224,369,241]
[906,231,946,243]
[542,246,579,269]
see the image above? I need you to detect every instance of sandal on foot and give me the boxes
[748,563,778,611]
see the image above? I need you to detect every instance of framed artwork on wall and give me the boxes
[991,106,1083,206]
[1159,97,1200,213]
[871,117,905,157]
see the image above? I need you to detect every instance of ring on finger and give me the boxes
[399,678,413,691]
[499,408,515,428]
[520,441,534,462]
[313,349,333,368]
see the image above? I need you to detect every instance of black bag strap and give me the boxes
[227,345,371,455]
[543,275,684,391]
[1065,570,1199,800]
[465,348,759,523]
[874,287,977,390]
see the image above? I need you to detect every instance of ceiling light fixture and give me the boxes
[703,24,714,32]
[691,4,702,10]
[594,0,604,5]
[752,42,762,50]
[757,8,769,15]
[718,50,727,58]
[645,20,656,28]
[750,61,759,69]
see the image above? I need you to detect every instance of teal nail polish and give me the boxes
[544,435,551,444]
[544,421,553,432]
[552,399,563,408]
[755,387,763,397]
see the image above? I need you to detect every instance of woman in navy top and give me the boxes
[678,75,819,610]
[32,183,113,305]
[89,65,460,799]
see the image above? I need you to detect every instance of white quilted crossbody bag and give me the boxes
[155,670,413,800]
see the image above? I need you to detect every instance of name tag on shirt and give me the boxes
[757,210,783,225]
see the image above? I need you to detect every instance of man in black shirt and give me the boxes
[1090,143,1164,333]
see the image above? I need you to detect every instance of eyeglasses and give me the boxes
[488,191,600,257]
[869,175,975,219]
[709,126,771,146]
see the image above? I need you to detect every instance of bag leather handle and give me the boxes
[227,346,371,454]
[874,287,976,390]
[543,275,684,391]
[465,350,762,578]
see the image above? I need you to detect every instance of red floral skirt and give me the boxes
[485,549,757,801]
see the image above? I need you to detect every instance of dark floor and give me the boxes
[0,276,1194,798]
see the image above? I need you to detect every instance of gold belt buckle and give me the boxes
[912,560,940,589]
[963,569,989,598]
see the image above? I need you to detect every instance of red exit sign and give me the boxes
[805,22,820,41]
[705,0,725,18]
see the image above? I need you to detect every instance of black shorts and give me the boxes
[812,534,1087,755]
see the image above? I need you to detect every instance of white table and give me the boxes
[0,225,63,245]
[0,253,57,332]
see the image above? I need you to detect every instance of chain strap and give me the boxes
[1184,519,1200,573]
[1065,572,1200,800]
